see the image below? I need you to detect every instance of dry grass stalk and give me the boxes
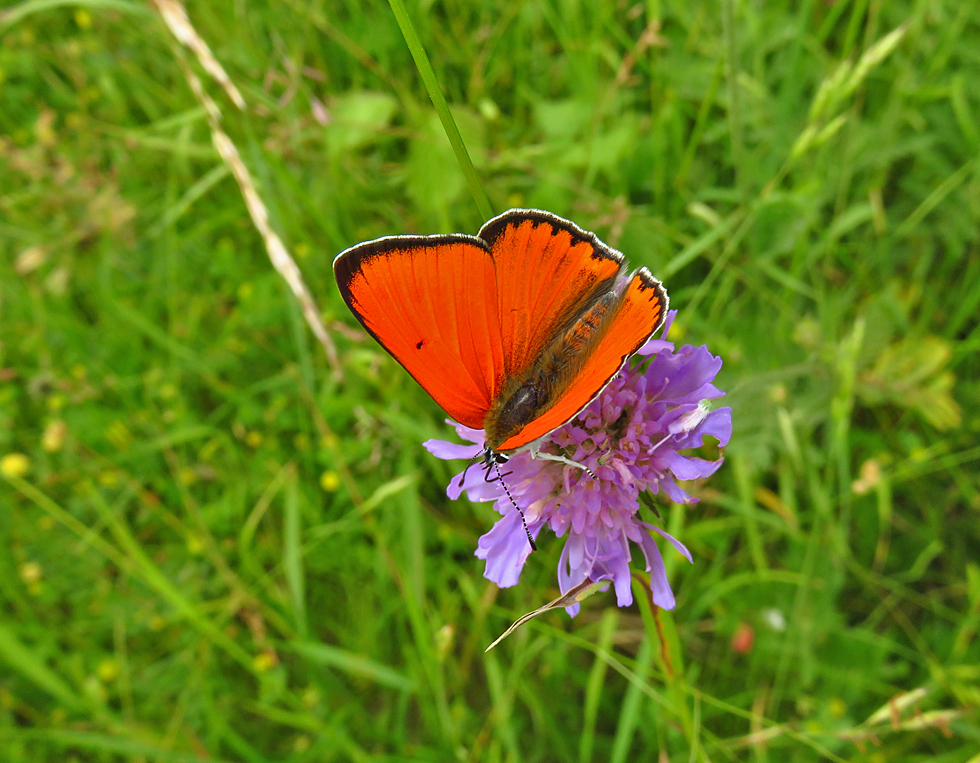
[152,0,245,109]
[152,0,340,375]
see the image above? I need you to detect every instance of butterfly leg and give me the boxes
[529,444,597,481]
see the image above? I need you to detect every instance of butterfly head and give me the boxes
[454,446,507,490]
[482,446,509,468]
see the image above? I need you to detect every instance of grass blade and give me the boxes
[290,641,416,692]
[0,623,85,712]
[283,473,308,637]
[387,0,493,221]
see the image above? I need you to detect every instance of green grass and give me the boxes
[1,0,979,761]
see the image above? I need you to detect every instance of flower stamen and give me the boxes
[649,399,713,454]
[530,443,598,480]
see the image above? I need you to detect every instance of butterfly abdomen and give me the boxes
[562,294,615,354]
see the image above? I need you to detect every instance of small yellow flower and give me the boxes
[245,431,263,447]
[435,623,455,659]
[319,471,340,491]
[96,658,118,683]
[36,516,55,531]
[1,453,31,478]
[301,686,320,708]
[769,384,787,403]
[42,419,67,453]
[293,736,311,753]
[74,9,92,28]
[105,420,132,449]
[14,246,47,274]
[97,470,119,487]
[252,651,278,672]
[851,458,881,496]
[19,561,42,585]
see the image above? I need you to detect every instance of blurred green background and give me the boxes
[1,0,979,760]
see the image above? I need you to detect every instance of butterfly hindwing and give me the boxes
[491,267,668,452]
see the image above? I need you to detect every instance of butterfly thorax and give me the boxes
[483,288,621,453]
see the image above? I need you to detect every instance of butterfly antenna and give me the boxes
[456,452,483,489]
[494,461,537,553]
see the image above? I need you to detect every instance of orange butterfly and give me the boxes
[334,209,668,547]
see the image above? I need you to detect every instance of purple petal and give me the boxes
[689,407,732,448]
[558,537,593,617]
[567,530,586,571]
[638,338,675,356]
[475,512,536,588]
[648,347,724,404]
[449,466,500,501]
[447,421,486,445]
[603,549,634,607]
[424,439,482,461]
[640,521,694,563]
[662,450,719,481]
[611,460,636,489]
[666,381,726,408]
[638,310,677,354]
[660,478,695,504]
[638,530,676,609]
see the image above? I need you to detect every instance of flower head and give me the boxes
[424,311,731,615]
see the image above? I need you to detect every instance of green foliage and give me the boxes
[1,0,979,761]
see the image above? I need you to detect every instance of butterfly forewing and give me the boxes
[334,236,506,429]
[479,210,625,380]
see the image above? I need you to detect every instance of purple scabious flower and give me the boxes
[423,311,732,615]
